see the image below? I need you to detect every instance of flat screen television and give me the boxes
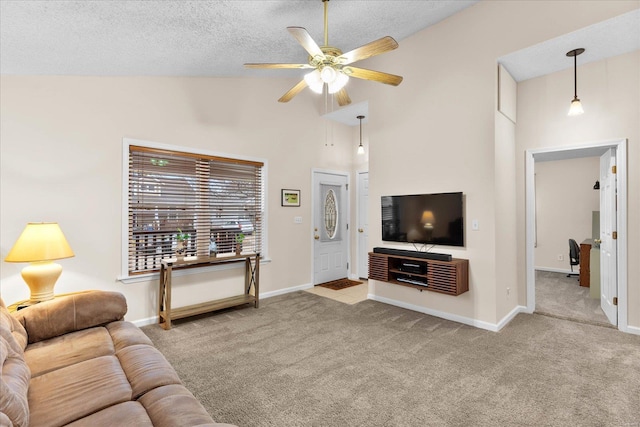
[381,192,464,246]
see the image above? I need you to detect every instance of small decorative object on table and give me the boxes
[175,228,190,260]
[235,233,245,255]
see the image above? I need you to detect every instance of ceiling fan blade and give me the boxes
[244,63,313,69]
[278,79,308,103]
[338,36,399,65]
[336,88,351,106]
[287,27,324,58]
[344,66,403,86]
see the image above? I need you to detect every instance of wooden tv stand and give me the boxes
[368,252,468,296]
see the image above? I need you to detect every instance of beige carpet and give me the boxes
[143,291,640,427]
[535,270,611,327]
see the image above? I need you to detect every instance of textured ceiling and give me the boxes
[499,9,640,82]
[1,1,637,126]
[0,0,478,76]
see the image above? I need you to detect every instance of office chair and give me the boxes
[567,238,580,279]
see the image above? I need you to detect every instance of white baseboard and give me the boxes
[496,305,528,330]
[260,283,313,299]
[535,266,579,275]
[624,324,640,336]
[130,283,313,326]
[132,316,158,327]
[367,294,527,332]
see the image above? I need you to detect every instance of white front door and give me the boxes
[357,172,369,279]
[600,148,617,325]
[313,171,349,285]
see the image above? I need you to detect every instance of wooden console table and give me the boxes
[158,253,260,330]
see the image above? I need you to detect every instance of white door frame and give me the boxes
[356,170,369,279]
[311,168,351,286]
[525,139,628,332]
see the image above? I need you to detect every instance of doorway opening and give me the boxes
[525,139,628,331]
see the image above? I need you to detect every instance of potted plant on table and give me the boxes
[235,233,245,256]
[175,228,190,260]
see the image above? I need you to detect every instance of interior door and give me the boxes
[599,148,617,325]
[313,171,349,285]
[357,172,369,279]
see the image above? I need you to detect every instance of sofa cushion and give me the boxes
[0,336,30,427]
[65,401,154,427]
[138,384,229,427]
[117,344,181,399]
[107,321,154,351]
[1,299,30,427]
[15,291,127,344]
[1,299,28,351]
[28,355,132,426]
[25,327,114,378]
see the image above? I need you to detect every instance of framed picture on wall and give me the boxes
[281,189,300,207]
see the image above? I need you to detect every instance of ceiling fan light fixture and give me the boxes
[304,69,324,94]
[320,65,337,83]
[328,72,348,94]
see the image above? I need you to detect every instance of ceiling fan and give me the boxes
[244,0,403,106]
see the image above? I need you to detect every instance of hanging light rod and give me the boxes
[567,48,585,116]
[357,115,365,155]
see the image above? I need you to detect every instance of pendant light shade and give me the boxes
[357,115,365,155]
[567,48,585,116]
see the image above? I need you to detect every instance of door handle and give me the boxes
[314,235,320,240]
[358,228,364,233]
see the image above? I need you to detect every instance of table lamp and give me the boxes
[4,222,75,303]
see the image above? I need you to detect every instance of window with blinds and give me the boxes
[127,145,264,274]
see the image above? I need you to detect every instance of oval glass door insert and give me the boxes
[324,189,338,239]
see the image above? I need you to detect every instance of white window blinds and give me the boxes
[127,145,263,274]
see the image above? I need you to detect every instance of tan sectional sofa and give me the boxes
[0,290,234,427]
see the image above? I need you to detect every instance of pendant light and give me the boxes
[567,48,585,116]
[357,115,365,155]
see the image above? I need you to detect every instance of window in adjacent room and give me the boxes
[125,142,264,275]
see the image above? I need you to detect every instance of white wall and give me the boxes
[516,50,640,328]
[0,76,355,322]
[352,0,637,327]
[2,1,638,330]
[534,157,600,272]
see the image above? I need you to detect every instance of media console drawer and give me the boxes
[368,252,469,296]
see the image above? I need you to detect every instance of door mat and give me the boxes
[317,278,363,291]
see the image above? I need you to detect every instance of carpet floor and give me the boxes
[535,270,611,327]
[142,292,640,427]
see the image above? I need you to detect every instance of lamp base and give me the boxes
[21,261,62,303]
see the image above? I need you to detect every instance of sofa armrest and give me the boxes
[14,291,127,344]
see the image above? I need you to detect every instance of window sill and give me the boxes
[118,256,271,284]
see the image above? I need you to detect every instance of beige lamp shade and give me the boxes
[5,222,75,262]
[5,223,74,303]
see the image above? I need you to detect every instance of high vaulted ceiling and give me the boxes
[0,0,478,76]
[1,1,637,98]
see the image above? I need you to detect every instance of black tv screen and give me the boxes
[381,192,464,246]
